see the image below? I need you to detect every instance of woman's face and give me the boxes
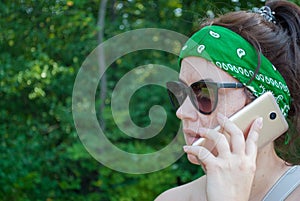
[178,57,248,165]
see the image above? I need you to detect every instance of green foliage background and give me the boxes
[1,0,299,200]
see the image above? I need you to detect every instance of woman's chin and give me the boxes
[187,154,207,173]
[187,154,201,165]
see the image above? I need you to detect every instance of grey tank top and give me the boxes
[262,165,300,201]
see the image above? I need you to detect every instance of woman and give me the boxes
[156,1,300,200]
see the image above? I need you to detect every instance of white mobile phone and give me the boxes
[192,92,289,149]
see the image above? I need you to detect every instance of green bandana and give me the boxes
[179,25,291,117]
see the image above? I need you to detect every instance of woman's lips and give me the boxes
[184,129,201,145]
[192,136,201,144]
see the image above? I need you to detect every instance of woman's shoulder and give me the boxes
[260,165,300,201]
[154,175,207,201]
[286,186,300,201]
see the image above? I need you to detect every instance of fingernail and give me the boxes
[198,128,207,134]
[256,117,263,129]
[217,113,227,120]
[183,146,188,151]
[217,113,227,128]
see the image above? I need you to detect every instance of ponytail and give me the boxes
[267,0,300,164]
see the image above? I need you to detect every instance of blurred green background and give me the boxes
[1,0,299,200]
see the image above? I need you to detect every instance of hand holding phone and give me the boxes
[192,92,288,148]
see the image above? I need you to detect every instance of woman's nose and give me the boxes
[176,97,198,121]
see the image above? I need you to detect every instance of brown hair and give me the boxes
[200,0,300,164]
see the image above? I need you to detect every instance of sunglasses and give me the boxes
[166,80,244,115]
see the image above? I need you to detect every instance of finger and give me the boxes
[191,155,207,173]
[198,128,231,156]
[217,113,245,154]
[246,117,263,157]
[183,145,216,164]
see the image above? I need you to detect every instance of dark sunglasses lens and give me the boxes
[166,82,187,110]
[167,89,180,109]
[191,82,216,114]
